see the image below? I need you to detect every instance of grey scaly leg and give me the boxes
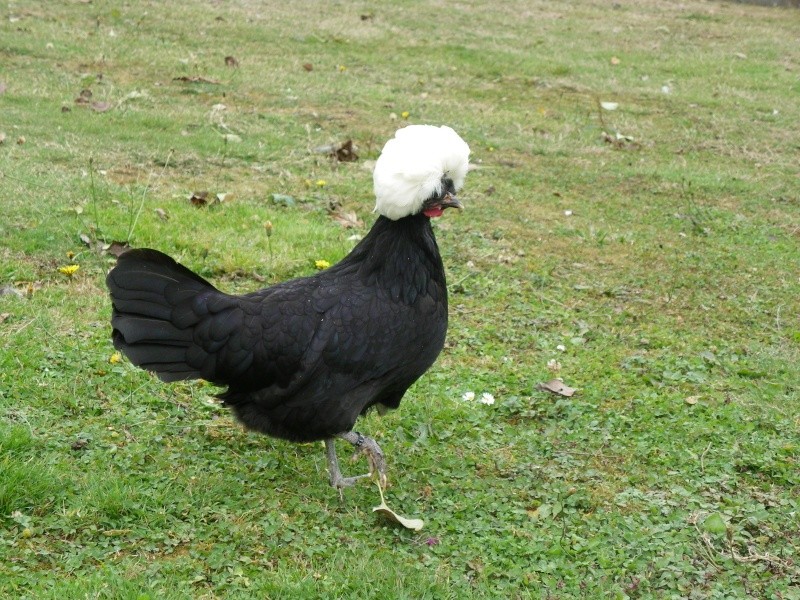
[324,431,388,490]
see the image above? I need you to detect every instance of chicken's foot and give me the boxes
[324,431,387,492]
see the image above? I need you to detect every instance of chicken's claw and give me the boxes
[324,432,389,493]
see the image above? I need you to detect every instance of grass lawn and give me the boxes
[1,0,799,597]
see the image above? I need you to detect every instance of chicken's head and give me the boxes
[373,125,470,220]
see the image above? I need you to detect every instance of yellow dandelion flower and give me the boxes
[315,259,331,270]
[401,111,410,119]
[66,251,75,259]
[338,65,347,72]
[316,179,327,187]
[58,264,80,277]
[109,352,122,364]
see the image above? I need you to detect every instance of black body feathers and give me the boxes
[106,214,449,442]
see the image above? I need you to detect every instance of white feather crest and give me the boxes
[373,125,470,220]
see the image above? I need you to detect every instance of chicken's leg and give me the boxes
[324,431,388,490]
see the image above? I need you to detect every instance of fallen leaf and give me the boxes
[75,88,93,105]
[16,136,25,145]
[172,76,220,84]
[602,131,641,150]
[302,63,313,72]
[330,210,363,229]
[314,139,359,162]
[154,207,169,221]
[600,101,619,111]
[224,55,239,67]
[537,379,576,397]
[190,191,209,206]
[91,101,112,112]
[372,482,424,530]
[333,139,358,162]
[372,505,424,530]
[103,241,130,257]
[71,439,89,451]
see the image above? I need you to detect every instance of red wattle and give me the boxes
[423,207,444,218]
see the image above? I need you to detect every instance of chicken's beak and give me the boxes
[441,192,463,211]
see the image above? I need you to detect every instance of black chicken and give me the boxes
[106,125,470,489]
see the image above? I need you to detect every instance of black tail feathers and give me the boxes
[107,249,219,382]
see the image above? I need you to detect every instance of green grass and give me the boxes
[1,0,799,598]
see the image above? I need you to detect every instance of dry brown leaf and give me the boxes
[224,56,239,68]
[75,89,93,105]
[71,439,89,451]
[537,379,576,397]
[334,139,358,162]
[103,241,131,257]
[330,210,363,229]
[602,131,641,151]
[302,63,313,72]
[189,191,209,206]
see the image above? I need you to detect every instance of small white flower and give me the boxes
[564,210,573,217]
[556,344,566,352]
[547,359,562,372]
[462,391,475,402]
[480,393,495,405]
